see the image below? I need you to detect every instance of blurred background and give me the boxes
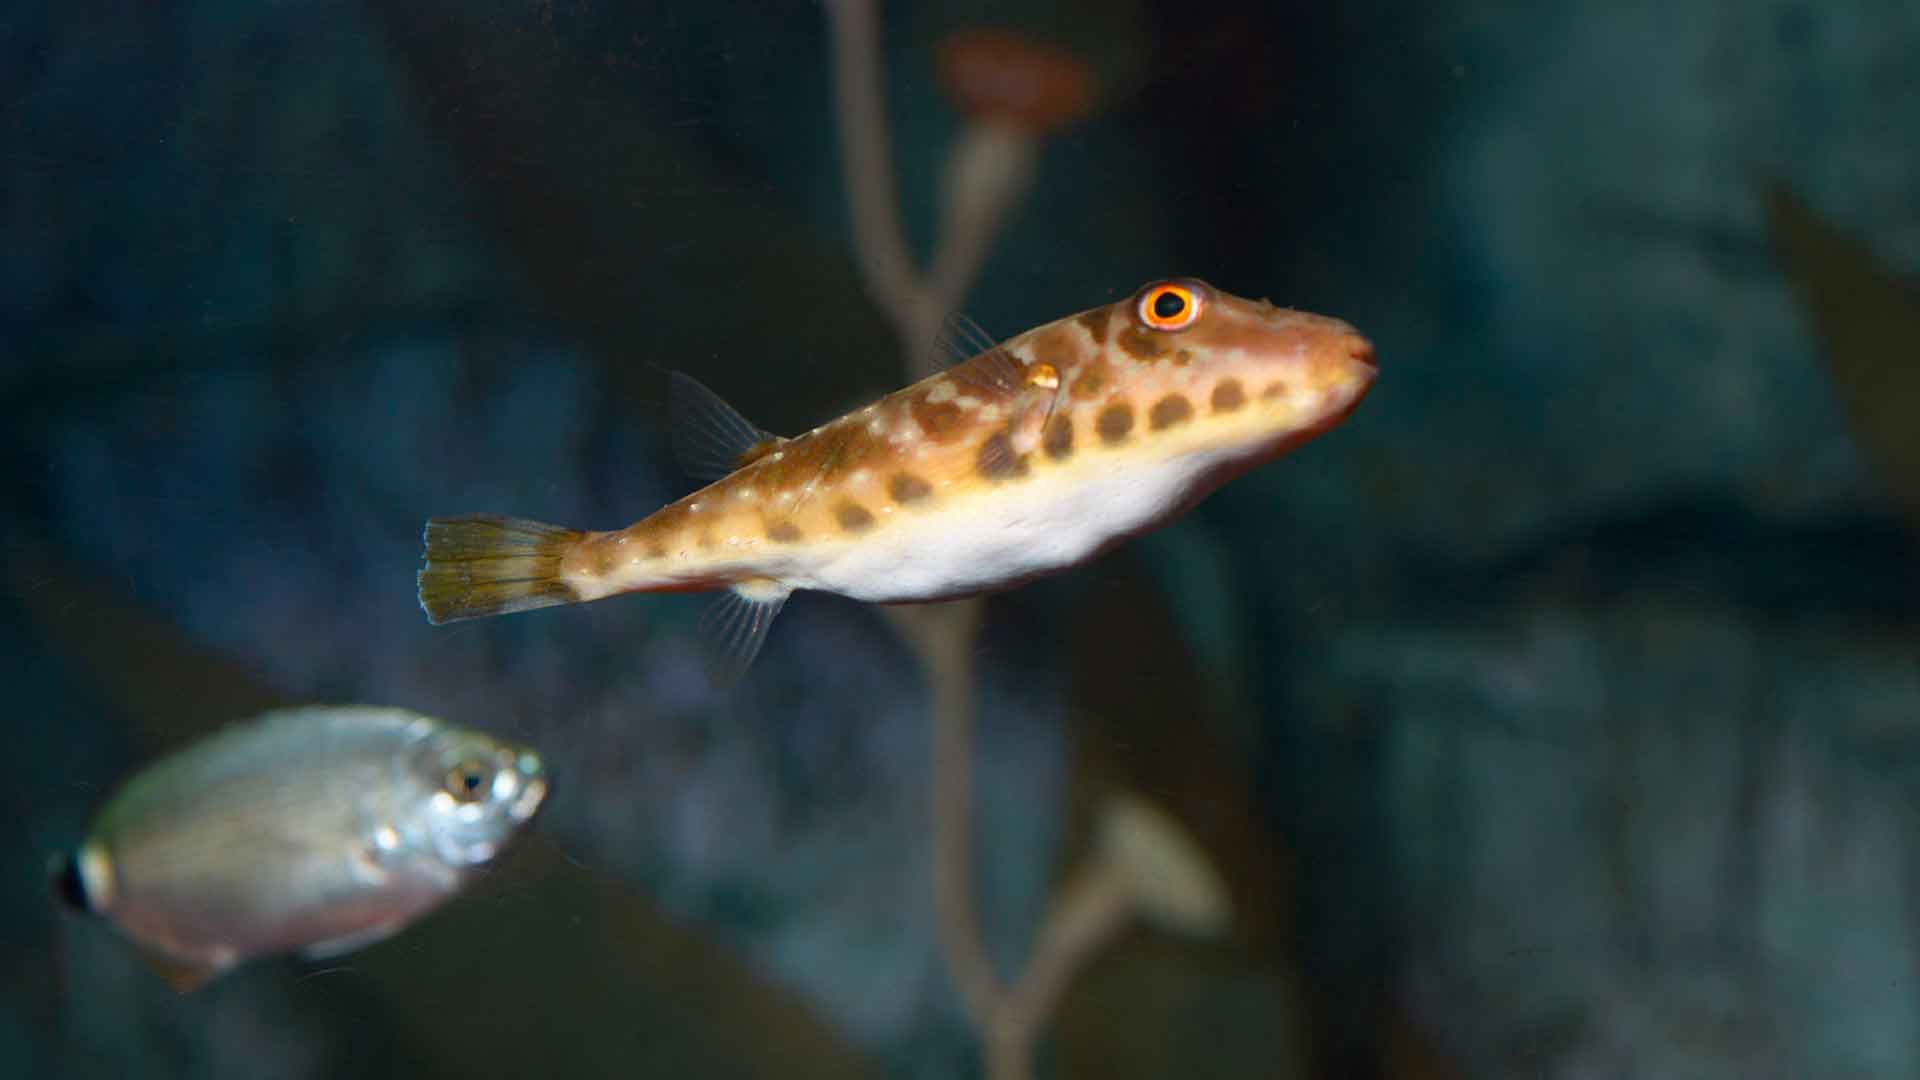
[5,0,1919,1076]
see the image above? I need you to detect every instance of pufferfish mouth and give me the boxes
[1347,337,1378,375]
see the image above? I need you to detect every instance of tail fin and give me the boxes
[49,850,91,913]
[418,515,587,625]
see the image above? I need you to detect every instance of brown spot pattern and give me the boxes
[889,472,933,504]
[1149,394,1193,430]
[1028,326,1079,364]
[835,502,876,532]
[909,393,967,441]
[1261,382,1288,399]
[1116,325,1172,362]
[1174,348,1194,366]
[767,522,803,543]
[976,432,1029,481]
[1211,379,1246,412]
[1043,414,1074,460]
[1097,403,1135,443]
[1076,306,1111,341]
[1072,372,1106,399]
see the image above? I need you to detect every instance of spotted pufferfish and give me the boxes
[418,279,1377,676]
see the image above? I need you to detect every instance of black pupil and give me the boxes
[1152,291,1186,319]
[451,761,489,797]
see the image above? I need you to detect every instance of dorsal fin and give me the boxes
[668,371,783,484]
[732,437,787,471]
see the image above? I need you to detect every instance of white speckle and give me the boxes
[615,534,630,545]
[862,404,878,415]
[736,487,754,500]
[927,381,958,404]
[850,468,871,485]
[726,537,742,548]
[771,451,785,462]
[955,395,981,409]
[868,418,888,435]
[881,505,895,515]
[940,477,954,488]
[778,491,795,503]
[374,826,401,852]
[978,405,1003,423]
[76,843,115,910]
[690,501,703,513]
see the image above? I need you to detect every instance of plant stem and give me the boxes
[826,0,925,350]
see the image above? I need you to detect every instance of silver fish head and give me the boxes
[409,728,549,867]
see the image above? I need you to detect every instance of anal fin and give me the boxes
[302,921,406,962]
[697,580,791,687]
[143,949,226,994]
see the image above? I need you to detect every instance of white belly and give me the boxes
[797,448,1231,604]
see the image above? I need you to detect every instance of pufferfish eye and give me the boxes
[1137,281,1204,331]
[445,759,495,802]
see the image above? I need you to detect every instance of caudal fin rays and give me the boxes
[417,515,586,624]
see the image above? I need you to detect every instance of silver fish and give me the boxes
[51,705,548,991]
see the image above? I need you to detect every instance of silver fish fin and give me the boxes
[698,580,791,687]
[303,920,405,962]
[669,371,782,483]
[144,950,224,994]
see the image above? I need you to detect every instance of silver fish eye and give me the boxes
[443,757,496,803]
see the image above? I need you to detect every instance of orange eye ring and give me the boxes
[1137,281,1204,331]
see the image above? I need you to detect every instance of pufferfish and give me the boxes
[418,279,1376,676]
